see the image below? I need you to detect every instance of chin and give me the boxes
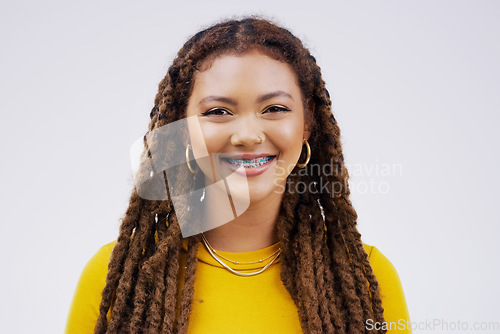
[248,184,284,204]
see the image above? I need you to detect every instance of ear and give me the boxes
[303,97,314,141]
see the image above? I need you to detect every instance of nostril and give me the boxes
[230,133,266,146]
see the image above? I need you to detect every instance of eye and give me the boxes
[201,108,232,116]
[263,105,291,114]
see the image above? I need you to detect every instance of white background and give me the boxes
[0,1,498,333]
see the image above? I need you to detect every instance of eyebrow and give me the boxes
[198,90,293,106]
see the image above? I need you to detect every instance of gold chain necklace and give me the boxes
[201,233,281,265]
[200,233,281,277]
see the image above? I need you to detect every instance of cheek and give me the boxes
[197,124,229,153]
[189,123,229,181]
[270,116,305,177]
[274,115,304,153]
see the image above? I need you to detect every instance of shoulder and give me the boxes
[363,243,400,286]
[79,240,116,284]
[92,240,117,265]
[363,243,412,333]
[75,240,116,291]
[65,241,116,333]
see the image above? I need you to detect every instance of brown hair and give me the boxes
[94,16,386,334]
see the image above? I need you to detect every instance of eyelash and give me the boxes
[201,105,291,116]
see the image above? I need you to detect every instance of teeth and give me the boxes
[224,156,274,169]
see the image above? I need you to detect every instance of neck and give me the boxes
[202,190,283,252]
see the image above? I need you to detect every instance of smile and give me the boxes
[222,156,275,169]
[220,155,277,177]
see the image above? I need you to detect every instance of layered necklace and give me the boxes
[200,233,282,277]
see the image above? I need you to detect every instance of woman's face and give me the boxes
[186,49,310,205]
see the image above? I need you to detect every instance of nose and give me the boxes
[230,116,264,147]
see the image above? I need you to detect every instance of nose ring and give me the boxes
[257,136,263,144]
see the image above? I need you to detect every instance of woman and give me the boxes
[66,17,411,333]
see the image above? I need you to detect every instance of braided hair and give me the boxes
[94,16,386,334]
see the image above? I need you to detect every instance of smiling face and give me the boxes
[186,49,310,205]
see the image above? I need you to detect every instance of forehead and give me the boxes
[191,50,301,97]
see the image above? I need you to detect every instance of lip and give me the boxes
[222,153,277,160]
[220,154,277,177]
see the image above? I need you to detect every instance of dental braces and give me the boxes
[224,156,273,168]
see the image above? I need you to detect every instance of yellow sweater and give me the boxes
[66,239,411,333]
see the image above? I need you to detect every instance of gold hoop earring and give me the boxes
[186,144,197,174]
[296,139,311,168]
